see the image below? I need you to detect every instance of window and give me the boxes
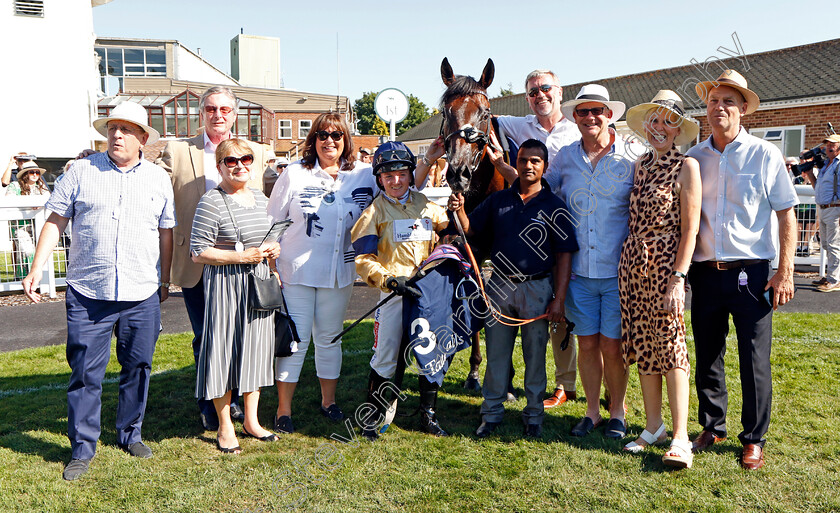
[750,126,805,157]
[277,119,292,139]
[14,0,43,17]
[95,46,167,84]
[299,120,312,139]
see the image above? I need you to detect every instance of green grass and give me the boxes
[1,313,839,512]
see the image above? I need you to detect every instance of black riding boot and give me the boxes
[419,377,449,437]
[362,369,390,441]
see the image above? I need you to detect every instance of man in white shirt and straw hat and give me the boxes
[23,101,175,481]
[686,69,797,470]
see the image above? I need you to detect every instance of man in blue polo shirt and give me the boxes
[449,138,578,438]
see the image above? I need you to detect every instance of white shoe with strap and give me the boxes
[623,423,667,453]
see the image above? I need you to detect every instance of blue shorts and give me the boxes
[565,275,621,339]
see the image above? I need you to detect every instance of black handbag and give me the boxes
[271,289,300,357]
[248,265,285,311]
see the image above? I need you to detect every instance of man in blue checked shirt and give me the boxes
[23,101,175,481]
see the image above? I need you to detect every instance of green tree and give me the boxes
[499,82,515,97]
[353,91,431,136]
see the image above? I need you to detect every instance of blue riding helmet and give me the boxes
[372,141,416,189]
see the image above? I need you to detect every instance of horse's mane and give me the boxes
[439,75,487,108]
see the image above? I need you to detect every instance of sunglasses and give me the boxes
[575,107,607,117]
[221,154,254,168]
[528,84,554,97]
[28,170,41,175]
[204,105,233,115]
[316,130,344,142]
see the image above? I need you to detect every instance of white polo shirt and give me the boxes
[496,114,579,161]
[687,127,798,262]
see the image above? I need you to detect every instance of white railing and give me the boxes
[0,195,66,298]
[425,184,826,276]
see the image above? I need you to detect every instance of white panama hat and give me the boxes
[92,101,159,145]
[625,90,700,147]
[560,84,626,124]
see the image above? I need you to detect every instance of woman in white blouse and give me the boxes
[267,112,376,433]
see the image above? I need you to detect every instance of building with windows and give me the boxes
[231,34,282,89]
[399,38,840,159]
[93,37,355,161]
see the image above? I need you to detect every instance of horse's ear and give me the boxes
[479,59,495,90]
[441,58,455,86]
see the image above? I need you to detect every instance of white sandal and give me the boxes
[623,423,667,453]
[662,438,694,469]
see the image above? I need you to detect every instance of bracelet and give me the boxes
[160,282,170,288]
[422,156,433,166]
[671,271,687,279]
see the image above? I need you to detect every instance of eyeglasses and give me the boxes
[528,84,554,97]
[575,107,607,117]
[28,170,41,175]
[204,105,234,115]
[221,154,254,168]
[316,130,344,141]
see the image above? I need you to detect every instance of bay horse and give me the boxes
[439,57,507,391]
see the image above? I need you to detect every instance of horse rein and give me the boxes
[451,214,548,327]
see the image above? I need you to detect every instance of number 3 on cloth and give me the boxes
[410,318,437,355]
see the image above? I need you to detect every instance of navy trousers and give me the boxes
[66,287,160,460]
[688,261,773,447]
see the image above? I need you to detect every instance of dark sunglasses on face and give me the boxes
[575,107,607,117]
[204,105,233,115]
[528,84,554,97]
[316,130,344,142]
[221,154,254,168]
[28,170,41,175]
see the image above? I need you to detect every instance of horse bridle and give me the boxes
[439,93,502,174]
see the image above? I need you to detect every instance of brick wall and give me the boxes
[694,102,840,152]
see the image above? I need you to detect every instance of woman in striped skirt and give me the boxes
[191,139,282,454]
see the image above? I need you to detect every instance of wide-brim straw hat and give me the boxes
[823,134,840,144]
[560,84,626,124]
[17,161,46,182]
[92,101,160,144]
[695,69,760,115]
[626,90,700,147]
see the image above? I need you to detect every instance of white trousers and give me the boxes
[370,292,403,379]
[819,206,840,284]
[274,282,353,382]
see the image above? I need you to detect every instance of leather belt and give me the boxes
[697,259,766,271]
[818,203,840,209]
[504,270,550,283]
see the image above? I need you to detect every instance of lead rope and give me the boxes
[451,213,547,326]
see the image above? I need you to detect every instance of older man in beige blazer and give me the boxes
[157,86,269,430]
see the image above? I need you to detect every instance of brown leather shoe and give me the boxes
[740,444,765,470]
[543,388,568,408]
[692,430,726,453]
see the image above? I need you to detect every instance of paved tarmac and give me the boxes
[1,274,837,353]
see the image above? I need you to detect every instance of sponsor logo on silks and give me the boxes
[393,218,433,242]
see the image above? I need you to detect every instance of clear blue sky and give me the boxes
[93,0,837,110]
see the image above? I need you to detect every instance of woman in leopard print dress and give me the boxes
[618,91,701,468]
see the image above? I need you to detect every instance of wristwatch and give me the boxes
[671,271,687,279]
[160,282,170,288]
